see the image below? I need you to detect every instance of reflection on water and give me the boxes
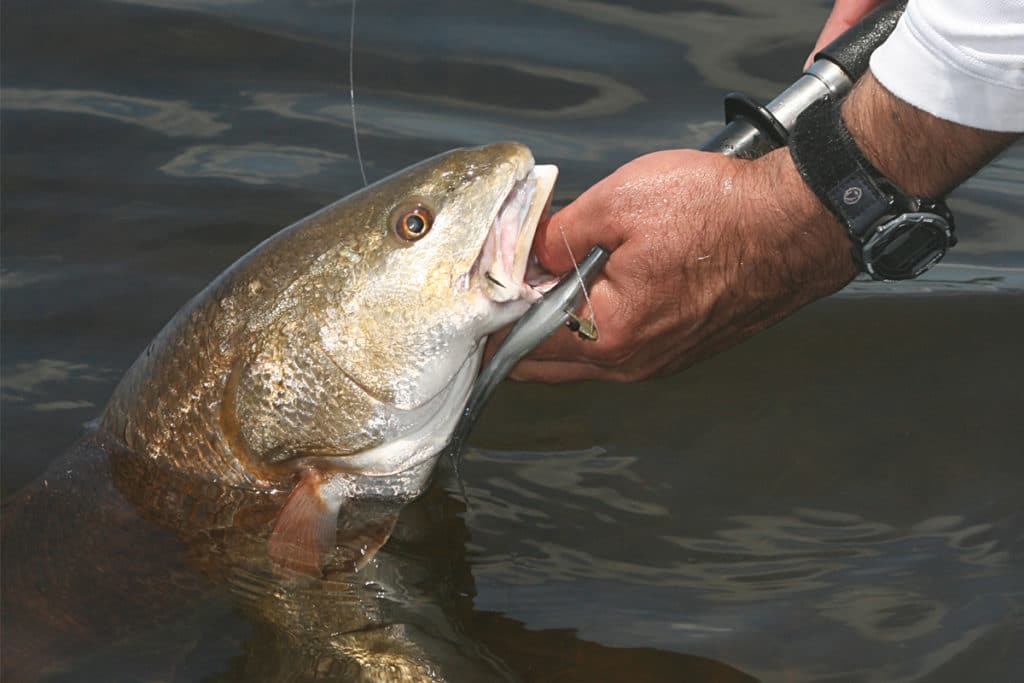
[472,447,670,519]
[1,359,116,413]
[2,88,230,138]
[161,144,349,184]
[521,0,824,98]
[3,0,1023,680]
[462,427,1023,679]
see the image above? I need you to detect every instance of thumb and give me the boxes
[804,0,887,69]
[532,184,626,274]
[805,14,848,68]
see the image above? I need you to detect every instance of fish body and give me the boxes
[2,142,556,680]
[96,142,555,568]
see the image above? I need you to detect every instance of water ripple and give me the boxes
[160,144,348,185]
[470,447,669,517]
[1,88,229,138]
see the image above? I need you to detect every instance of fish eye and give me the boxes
[393,205,433,242]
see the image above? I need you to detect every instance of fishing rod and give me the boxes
[703,1,907,157]
[447,1,908,477]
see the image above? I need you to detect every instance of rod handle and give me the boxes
[815,1,907,81]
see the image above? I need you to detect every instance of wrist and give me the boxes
[752,147,859,292]
[779,70,1015,283]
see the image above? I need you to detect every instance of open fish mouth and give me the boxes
[474,163,558,304]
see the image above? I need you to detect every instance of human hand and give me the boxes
[496,148,856,383]
[804,0,887,68]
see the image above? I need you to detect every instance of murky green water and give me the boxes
[3,0,1022,680]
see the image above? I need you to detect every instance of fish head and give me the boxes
[327,141,554,403]
[229,142,557,482]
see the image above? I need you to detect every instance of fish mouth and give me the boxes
[474,162,558,304]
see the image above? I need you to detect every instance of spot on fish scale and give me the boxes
[337,247,362,264]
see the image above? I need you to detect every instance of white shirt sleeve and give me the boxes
[869,0,1024,132]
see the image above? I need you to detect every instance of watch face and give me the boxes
[867,214,952,280]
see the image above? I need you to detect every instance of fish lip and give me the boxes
[472,161,558,303]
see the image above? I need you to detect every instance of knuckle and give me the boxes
[604,359,656,383]
[595,322,637,366]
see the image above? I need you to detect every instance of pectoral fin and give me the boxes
[338,514,399,573]
[269,470,341,575]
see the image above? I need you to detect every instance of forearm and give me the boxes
[759,69,1019,294]
[840,71,1018,197]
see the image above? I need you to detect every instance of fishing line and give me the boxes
[559,225,599,340]
[349,0,367,187]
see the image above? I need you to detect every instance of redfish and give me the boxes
[99,142,556,571]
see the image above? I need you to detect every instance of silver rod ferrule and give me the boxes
[765,59,853,132]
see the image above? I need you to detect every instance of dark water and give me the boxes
[2,0,1023,680]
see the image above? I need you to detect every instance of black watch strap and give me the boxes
[789,95,904,241]
[788,95,956,280]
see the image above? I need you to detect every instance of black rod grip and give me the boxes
[815,0,907,81]
[700,0,907,159]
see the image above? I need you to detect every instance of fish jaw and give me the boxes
[473,164,557,306]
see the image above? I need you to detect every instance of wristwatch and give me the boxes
[788,95,956,281]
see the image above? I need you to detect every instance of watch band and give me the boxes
[789,95,902,242]
[788,95,956,280]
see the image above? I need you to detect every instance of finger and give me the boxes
[508,358,609,383]
[521,322,594,362]
[804,0,886,68]
[533,187,627,274]
[482,326,510,366]
[480,325,596,385]
[523,299,618,363]
[482,276,612,366]
[805,15,846,68]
